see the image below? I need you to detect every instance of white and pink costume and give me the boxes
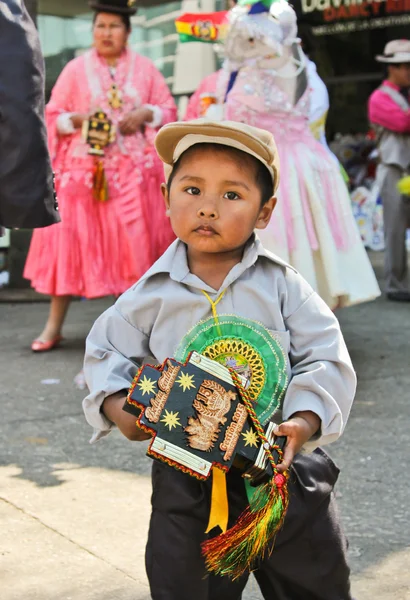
[186,2,380,308]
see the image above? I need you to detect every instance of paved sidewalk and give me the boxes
[1,257,410,599]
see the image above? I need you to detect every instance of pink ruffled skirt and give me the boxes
[24,153,175,298]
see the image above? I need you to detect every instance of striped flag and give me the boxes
[175,12,229,43]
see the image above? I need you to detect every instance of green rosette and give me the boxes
[175,315,288,425]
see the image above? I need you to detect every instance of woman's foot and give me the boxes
[31,331,64,352]
[31,296,71,352]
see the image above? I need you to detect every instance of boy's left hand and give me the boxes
[273,410,321,473]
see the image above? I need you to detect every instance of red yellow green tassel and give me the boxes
[201,369,289,580]
[93,158,109,202]
[202,472,288,579]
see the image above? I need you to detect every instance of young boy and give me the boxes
[83,120,356,600]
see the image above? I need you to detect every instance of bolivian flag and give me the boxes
[175,12,229,43]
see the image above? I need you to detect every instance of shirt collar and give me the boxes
[383,80,400,91]
[140,235,295,291]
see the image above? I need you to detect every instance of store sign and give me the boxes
[294,0,410,35]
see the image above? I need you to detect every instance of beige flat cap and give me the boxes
[154,119,280,193]
[376,39,410,63]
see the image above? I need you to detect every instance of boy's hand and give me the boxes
[102,392,152,442]
[273,411,321,473]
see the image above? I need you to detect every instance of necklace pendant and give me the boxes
[108,83,123,110]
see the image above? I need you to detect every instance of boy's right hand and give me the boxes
[273,410,321,473]
[102,392,152,441]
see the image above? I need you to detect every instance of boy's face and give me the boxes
[162,145,276,260]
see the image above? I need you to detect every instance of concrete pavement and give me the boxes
[1,254,410,599]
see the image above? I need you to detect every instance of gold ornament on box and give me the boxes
[82,110,116,155]
[82,111,116,201]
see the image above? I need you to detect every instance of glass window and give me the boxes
[38,11,93,98]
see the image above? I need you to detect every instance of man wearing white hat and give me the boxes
[368,40,410,301]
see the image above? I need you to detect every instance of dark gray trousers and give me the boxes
[146,449,352,600]
[378,164,410,293]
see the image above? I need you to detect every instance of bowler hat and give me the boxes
[89,0,137,15]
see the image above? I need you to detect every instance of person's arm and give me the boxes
[183,77,212,121]
[144,60,178,128]
[118,106,157,135]
[102,391,151,441]
[56,112,89,134]
[119,58,177,135]
[184,72,221,121]
[274,271,356,471]
[45,59,87,156]
[184,87,203,121]
[83,301,151,443]
[368,89,410,133]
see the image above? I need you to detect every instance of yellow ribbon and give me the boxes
[206,466,229,533]
[201,289,229,533]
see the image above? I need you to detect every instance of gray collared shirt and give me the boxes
[83,236,356,451]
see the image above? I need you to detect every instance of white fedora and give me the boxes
[376,39,410,63]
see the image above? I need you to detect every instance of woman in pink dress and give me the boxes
[25,0,177,352]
